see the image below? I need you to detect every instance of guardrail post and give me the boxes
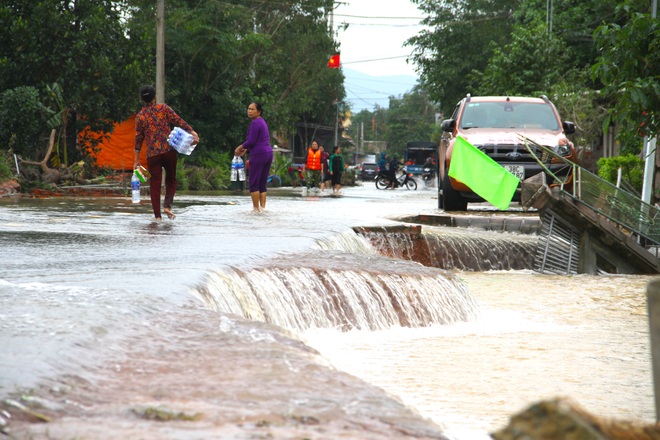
[647,279,660,421]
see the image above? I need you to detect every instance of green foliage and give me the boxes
[409,0,518,114]
[2,0,344,186]
[0,86,49,156]
[407,0,638,146]
[515,0,618,69]
[475,21,575,96]
[175,150,231,191]
[385,86,440,149]
[271,151,291,178]
[547,69,609,158]
[596,154,644,192]
[0,0,153,162]
[592,0,660,142]
[0,150,13,180]
[130,0,343,155]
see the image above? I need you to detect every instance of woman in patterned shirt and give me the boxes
[133,85,198,220]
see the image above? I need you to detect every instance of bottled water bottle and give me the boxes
[235,156,245,181]
[231,155,239,181]
[180,130,195,154]
[131,172,140,203]
[167,127,196,155]
[167,129,181,150]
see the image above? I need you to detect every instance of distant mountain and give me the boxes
[343,67,418,113]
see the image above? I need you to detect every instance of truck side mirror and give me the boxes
[562,121,576,135]
[441,119,456,132]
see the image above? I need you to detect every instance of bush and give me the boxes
[596,154,644,193]
[176,151,231,191]
[0,151,13,181]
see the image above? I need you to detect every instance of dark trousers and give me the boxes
[147,149,177,218]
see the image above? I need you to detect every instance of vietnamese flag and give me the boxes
[328,53,340,68]
[448,135,520,210]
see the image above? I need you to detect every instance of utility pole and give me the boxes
[361,122,364,164]
[156,0,165,103]
[334,100,339,147]
[546,0,553,33]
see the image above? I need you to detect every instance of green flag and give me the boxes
[448,136,520,210]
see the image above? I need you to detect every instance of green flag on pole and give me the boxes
[448,135,520,210]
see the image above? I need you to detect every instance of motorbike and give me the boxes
[375,167,418,190]
[421,164,436,186]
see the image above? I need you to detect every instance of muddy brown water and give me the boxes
[0,186,655,439]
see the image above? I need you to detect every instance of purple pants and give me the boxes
[248,151,273,193]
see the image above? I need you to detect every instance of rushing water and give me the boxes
[0,186,655,439]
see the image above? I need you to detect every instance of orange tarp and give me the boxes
[89,115,146,170]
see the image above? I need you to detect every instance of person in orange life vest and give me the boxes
[306,140,322,188]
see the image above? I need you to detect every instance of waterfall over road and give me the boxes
[193,248,479,331]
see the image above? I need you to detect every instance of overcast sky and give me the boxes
[333,0,425,78]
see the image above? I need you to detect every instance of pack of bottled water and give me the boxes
[231,155,246,181]
[167,127,197,155]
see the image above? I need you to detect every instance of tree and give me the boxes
[408,0,518,115]
[0,0,153,165]
[0,86,49,157]
[128,0,343,161]
[474,21,575,96]
[592,1,660,144]
[385,85,439,150]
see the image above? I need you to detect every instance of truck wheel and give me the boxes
[442,173,467,211]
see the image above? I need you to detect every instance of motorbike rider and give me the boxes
[422,156,436,182]
[389,155,400,189]
[377,153,389,180]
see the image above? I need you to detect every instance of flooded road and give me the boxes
[0,184,655,439]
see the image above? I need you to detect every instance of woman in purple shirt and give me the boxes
[235,102,274,212]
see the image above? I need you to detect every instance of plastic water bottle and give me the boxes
[236,156,245,181]
[180,130,194,154]
[167,127,196,155]
[131,172,140,203]
[167,129,178,149]
[167,128,183,150]
[231,156,239,181]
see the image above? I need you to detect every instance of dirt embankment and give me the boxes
[0,179,20,196]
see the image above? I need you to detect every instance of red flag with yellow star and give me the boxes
[328,53,340,68]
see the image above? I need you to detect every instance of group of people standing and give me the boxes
[305,140,344,194]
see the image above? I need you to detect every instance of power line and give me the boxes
[342,55,410,65]
[334,13,424,20]
[339,22,423,27]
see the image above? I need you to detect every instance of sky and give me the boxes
[332,0,427,111]
[333,0,425,77]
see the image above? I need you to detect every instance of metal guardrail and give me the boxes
[520,136,660,249]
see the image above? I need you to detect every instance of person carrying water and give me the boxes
[133,85,199,220]
[234,101,274,212]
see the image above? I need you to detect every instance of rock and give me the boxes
[0,180,20,196]
[491,397,660,440]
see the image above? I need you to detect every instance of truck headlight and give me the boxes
[554,144,571,156]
